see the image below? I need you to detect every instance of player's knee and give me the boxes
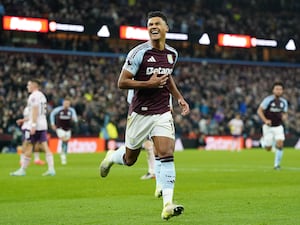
[124,158,137,166]
[265,146,272,151]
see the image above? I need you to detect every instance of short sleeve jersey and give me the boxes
[50,106,78,131]
[21,107,30,130]
[260,95,288,126]
[27,90,48,130]
[122,41,178,115]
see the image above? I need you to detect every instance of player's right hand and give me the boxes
[264,119,272,126]
[149,72,169,88]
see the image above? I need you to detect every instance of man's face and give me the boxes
[63,100,71,108]
[147,17,169,41]
[27,81,34,93]
[273,85,283,97]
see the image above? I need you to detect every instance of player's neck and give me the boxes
[151,39,165,51]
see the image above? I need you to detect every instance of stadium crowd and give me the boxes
[1,0,299,61]
[1,52,300,144]
[0,1,299,150]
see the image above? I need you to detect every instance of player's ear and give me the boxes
[165,24,169,32]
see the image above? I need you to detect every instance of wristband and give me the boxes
[32,123,37,127]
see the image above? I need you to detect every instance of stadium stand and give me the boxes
[0,1,300,150]
[0,52,299,141]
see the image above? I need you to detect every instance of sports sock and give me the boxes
[62,142,68,154]
[46,152,55,171]
[60,153,67,164]
[20,153,24,164]
[154,156,162,190]
[160,156,175,206]
[145,144,155,174]
[21,156,31,170]
[274,148,283,167]
[34,152,40,161]
[111,145,126,165]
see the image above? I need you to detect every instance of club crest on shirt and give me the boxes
[167,54,174,64]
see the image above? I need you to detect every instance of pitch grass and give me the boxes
[1,149,300,225]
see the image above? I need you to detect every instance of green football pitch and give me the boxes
[1,148,300,225]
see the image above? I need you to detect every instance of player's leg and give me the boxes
[40,141,56,176]
[100,145,141,177]
[19,140,26,165]
[57,129,70,165]
[36,131,55,176]
[151,112,183,220]
[154,146,162,198]
[262,124,273,151]
[140,139,155,180]
[33,143,46,165]
[273,126,285,170]
[274,139,284,169]
[10,140,33,176]
[100,112,150,177]
[153,136,183,220]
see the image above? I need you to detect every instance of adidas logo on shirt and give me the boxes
[147,56,156,62]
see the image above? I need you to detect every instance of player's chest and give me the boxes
[140,51,175,76]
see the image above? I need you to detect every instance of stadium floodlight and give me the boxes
[119,25,188,41]
[218,33,251,48]
[3,16,48,33]
[49,21,84,33]
[285,39,296,51]
[198,33,210,45]
[166,33,188,41]
[97,25,110,38]
[251,38,277,47]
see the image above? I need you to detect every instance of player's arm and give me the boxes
[71,108,79,123]
[31,105,39,134]
[16,117,28,126]
[282,112,288,122]
[118,69,168,89]
[257,106,271,126]
[168,75,190,116]
[49,107,59,130]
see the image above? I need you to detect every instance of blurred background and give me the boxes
[0,0,299,152]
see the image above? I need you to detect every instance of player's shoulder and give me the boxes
[279,97,288,104]
[263,95,275,101]
[128,41,152,57]
[165,43,178,55]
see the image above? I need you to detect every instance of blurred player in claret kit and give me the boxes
[257,81,288,170]
[50,98,78,165]
[99,11,190,220]
[10,79,55,176]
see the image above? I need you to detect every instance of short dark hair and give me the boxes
[147,11,168,25]
[272,81,284,90]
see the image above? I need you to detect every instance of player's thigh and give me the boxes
[274,126,285,141]
[56,128,71,141]
[125,112,155,150]
[151,112,175,157]
[152,136,174,158]
[262,124,274,146]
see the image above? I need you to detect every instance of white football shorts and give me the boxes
[262,124,285,146]
[56,128,72,141]
[125,111,175,150]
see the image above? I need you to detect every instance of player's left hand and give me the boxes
[178,98,190,116]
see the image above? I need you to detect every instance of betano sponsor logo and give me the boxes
[146,67,173,75]
[49,137,105,153]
